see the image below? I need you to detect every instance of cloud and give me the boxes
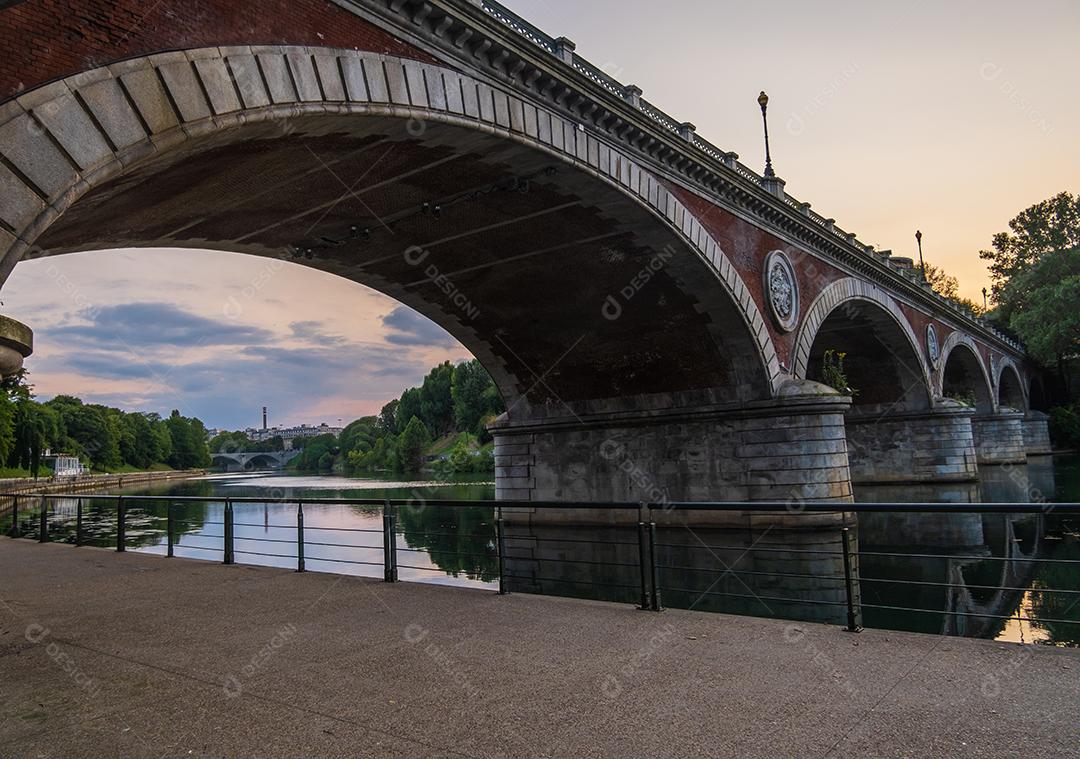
[381,306,457,348]
[49,303,274,349]
[289,320,347,346]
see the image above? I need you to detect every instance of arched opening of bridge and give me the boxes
[802,298,945,483]
[941,345,993,414]
[938,346,1023,466]
[998,364,1026,412]
[805,302,928,414]
[0,48,863,509]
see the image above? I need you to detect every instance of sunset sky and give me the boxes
[5,0,1077,429]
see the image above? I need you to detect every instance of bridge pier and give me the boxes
[493,380,852,524]
[843,402,978,484]
[1023,411,1053,456]
[971,411,1028,466]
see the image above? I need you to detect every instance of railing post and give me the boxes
[8,495,18,538]
[75,497,83,547]
[38,496,47,543]
[388,502,399,583]
[223,499,234,565]
[637,520,650,610]
[496,507,508,595]
[166,503,174,557]
[648,517,662,612]
[296,501,305,573]
[383,500,392,581]
[116,496,126,552]
[841,526,863,632]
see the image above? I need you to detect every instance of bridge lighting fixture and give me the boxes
[915,230,926,281]
[758,90,775,178]
[982,287,988,310]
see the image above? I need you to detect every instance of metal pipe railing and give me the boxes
[1,493,1076,642]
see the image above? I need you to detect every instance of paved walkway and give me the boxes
[0,539,1076,758]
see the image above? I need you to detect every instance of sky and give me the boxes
[5,0,1078,429]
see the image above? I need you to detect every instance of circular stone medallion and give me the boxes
[763,251,799,332]
[926,324,940,367]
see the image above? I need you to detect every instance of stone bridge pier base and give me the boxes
[972,411,1028,466]
[1023,411,1053,456]
[491,380,853,525]
[843,404,978,484]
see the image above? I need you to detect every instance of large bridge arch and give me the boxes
[793,278,932,413]
[995,358,1027,413]
[936,333,994,414]
[0,46,781,416]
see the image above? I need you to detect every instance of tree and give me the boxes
[396,416,430,472]
[397,388,422,435]
[419,362,454,437]
[924,262,983,316]
[451,360,503,436]
[1008,246,1080,377]
[980,191,1080,319]
[209,430,248,454]
[166,410,211,469]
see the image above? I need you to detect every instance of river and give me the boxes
[18,458,1080,646]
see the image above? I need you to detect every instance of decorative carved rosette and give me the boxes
[763,251,799,332]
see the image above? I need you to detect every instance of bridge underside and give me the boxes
[30,114,764,412]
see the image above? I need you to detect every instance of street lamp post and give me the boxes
[982,287,988,311]
[915,230,926,281]
[758,91,775,178]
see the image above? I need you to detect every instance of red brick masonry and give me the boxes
[0,0,435,102]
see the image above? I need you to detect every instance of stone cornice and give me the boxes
[334,0,1024,360]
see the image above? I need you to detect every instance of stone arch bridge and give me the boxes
[0,0,1050,504]
[211,450,301,472]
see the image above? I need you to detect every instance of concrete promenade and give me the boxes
[0,539,1076,758]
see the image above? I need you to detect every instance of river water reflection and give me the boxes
[23,458,1080,646]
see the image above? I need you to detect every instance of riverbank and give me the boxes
[0,539,1076,757]
[0,469,206,498]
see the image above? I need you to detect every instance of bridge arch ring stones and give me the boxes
[934,331,993,403]
[0,45,784,393]
[791,277,929,390]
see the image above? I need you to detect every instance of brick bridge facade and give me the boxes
[0,0,1050,504]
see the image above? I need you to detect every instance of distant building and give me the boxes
[245,423,344,450]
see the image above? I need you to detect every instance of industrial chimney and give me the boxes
[262,406,268,431]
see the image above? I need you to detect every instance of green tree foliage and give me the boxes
[452,359,504,438]
[290,433,338,471]
[1006,246,1080,368]
[980,191,1080,321]
[165,410,212,469]
[419,362,455,437]
[396,387,422,435]
[209,430,249,453]
[396,416,430,472]
[0,371,206,475]
[975,192,1080,447]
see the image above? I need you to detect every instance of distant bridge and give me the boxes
[0,0,1052,505]
[211,451,301,472]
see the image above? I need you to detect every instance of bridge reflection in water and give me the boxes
[3,459,1077,645]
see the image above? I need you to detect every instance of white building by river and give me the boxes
[41,451,86,478]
